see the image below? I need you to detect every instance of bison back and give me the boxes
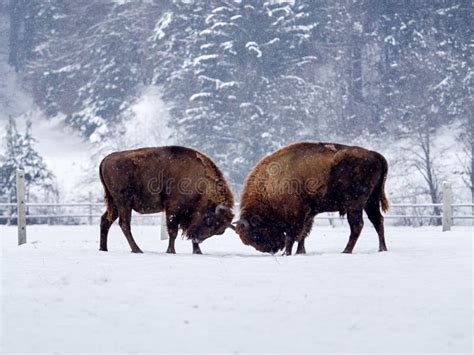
[240,142,347,217]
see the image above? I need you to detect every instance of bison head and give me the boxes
[188,204,234,244]
[234,214,285,254]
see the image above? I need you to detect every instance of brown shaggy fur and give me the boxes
[99,146,234,254]
[236,142,389,255]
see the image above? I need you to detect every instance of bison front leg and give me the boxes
[296,239,306,254]
[295,218,312,255]
[283,234,295,256]
[166,215,178,254]
[192,242,202,255]
[166,230,177,254]
[342,210,364,254]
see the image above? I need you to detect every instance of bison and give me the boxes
[99,146,234,254]
[234,142,389,255]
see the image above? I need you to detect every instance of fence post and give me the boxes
[411,196,420,227]
[88,192,93,225]
[7,189,12,226]
[160,214,169,240]
[442,181,452,232]
[328,212,335,228]
[16,169,27,245]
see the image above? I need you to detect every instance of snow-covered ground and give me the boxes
[1,224,472,353]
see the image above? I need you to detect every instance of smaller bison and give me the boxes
[234,142,389,255]
[99,146,234,254]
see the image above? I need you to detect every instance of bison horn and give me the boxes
[215,204,230,215]
[228,224,236,231]
[232,218,249,229]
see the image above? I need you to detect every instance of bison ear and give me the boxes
[249,214,262,227]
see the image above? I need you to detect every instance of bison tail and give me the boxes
[381,190,390,213]
[377,153,390,213]
[99,160,115,221]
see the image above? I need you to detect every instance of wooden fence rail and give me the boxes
[0,204,472,221]
[0,172,473,245]
[1,205,472,221]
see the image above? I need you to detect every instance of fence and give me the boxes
[1,171,473,245]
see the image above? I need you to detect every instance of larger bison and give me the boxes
[99,146,234,254]
[235,142,389,255]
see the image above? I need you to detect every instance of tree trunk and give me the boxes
[8,0,20,71]
[467,117,474,220]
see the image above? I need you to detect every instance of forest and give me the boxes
[0,0,472,209]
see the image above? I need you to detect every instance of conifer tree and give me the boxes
[177,0,317,187]
[0,116,23,199]
[21,119,56,199]
[0,117,56,201]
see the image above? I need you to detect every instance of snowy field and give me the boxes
[1,224,472,354]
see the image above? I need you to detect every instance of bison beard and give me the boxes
[234,142,389,255]
[99,146,234,254]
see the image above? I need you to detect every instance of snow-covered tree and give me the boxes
[169,0,318,188]
[18,1,160,140]
[67,3,153,140]
[0,117,56,202]
[5,0,471,203]
[21,119,56,199]
[148,0,213,140]
[0,116,23,199]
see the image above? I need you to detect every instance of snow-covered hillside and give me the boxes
[0,14,34,123]
[0,12,93,198]
[2,1,471,203]
[1,225,471,353]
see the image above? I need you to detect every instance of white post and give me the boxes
[160,214,169,240]
[328,212,335,228]
[16,169,27,245]
[88,192,93,225]
[411,196,420,227]
[442,181,452,232]
[7,189,12,226]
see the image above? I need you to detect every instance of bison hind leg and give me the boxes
[100,207,118,251]
[342,209,364,254]
[365,198,388,252]
[118,208,143,253]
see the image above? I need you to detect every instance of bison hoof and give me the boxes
[166,249,176,254]
[99,248,108,252]
[131,249,143,254]
[378,247,388,252]
[193,249,202,255]
[342,250,352,254]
